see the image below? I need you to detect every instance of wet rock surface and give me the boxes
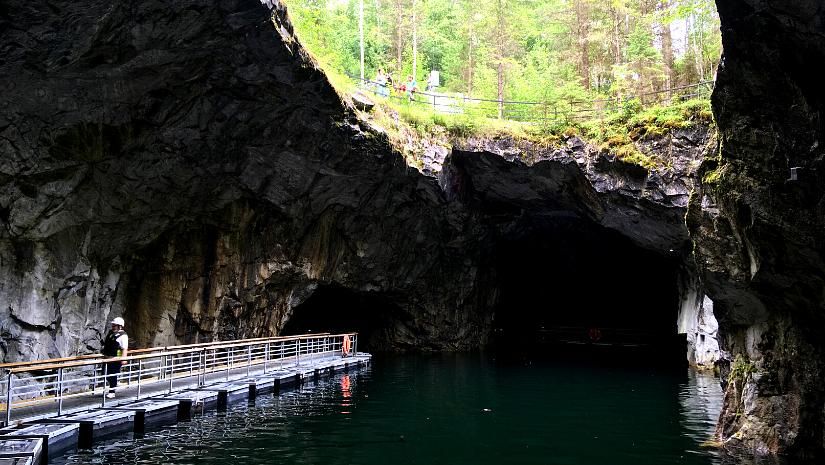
[686,0,825,459]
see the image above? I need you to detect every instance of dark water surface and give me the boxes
[57,353,727,465]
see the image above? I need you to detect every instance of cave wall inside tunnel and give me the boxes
[489,215,681,353]
[281,285,404,351]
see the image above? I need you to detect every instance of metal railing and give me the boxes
[1,332,358,424]
[352,74,714,125]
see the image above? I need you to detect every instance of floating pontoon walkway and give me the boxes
[0,333,369,464]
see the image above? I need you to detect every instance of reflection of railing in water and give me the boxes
[1,332,358,424]
[351,74,714,125]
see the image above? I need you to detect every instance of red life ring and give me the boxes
[342,335,352,356]
[588,328,602,342]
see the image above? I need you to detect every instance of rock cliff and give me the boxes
[6,0,820,459]
[1,0,714,361]
[687,0,825,458]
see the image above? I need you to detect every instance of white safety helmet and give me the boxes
[111,317,125,327]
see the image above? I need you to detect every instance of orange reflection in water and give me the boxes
[340,375,352,414]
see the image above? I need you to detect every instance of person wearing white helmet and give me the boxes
[102,316,129,398]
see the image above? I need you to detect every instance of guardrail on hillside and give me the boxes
[1,332,357,424]
[352,75,714,125]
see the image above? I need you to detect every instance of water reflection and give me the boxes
[53,355,792,465]
[679,370,724,460]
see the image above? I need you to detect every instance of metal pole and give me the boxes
[296,339,300,367]
[102,363,108,407]
[6,371,13,425]
[57,368,64,415]
[137,359,142,399]
[168,355,174,394]
[353,334,358,357]
[246,346,251,378]
[358,0,364,81]
[264,342,270,373]
[226,348,231,381]
[200,350,207,387]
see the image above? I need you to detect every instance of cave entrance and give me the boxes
[490,216,684,362]
[281,285,399,351]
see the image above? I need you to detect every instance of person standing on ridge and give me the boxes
[404,75,417,101]
[375,68,389,97]
[102,317,129,398]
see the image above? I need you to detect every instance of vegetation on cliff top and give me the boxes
[286,0,721,107]
[360,94,713,170]
[285,0,719,170]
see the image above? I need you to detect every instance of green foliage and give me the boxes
[702,164,726,185]
[729,354,756,385]
[286,0,720,171]
[286,0,722,105]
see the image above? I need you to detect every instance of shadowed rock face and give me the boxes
[685,0,825,458]
[0,0,492,355]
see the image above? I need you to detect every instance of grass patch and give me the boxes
[357,88,713,171]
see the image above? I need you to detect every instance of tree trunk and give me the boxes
[612,5,622,65]
[392,0,405,76]
[659,1,674,95]
[691,13,705,80]
[467,28,474,95]
[496,0,507,118]
[574,0,591,89]
[412,0,417,80]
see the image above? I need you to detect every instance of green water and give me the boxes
[58,353,727,465]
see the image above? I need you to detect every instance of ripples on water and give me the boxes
[57,353,731,465]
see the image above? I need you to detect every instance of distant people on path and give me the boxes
[425,71,438,92]
[102,317,129,398]
[403,75,418,101]
[374,68,389,97]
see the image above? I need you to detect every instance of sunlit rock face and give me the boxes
[687,0,825,458]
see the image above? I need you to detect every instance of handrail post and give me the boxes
[200,349,207,387]
[226,348,231,381]
[101,363,108,407]
[137,359,142,399]
[296,339,300,367]
[353,333,358,357]
[6,370,14,425]
[57,368,64,415]
[168,355,174,394]
[264,342,270,374]
[246,346,251,378]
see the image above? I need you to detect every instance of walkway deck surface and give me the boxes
[0,352,370,464]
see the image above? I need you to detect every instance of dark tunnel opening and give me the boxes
[489,215,685,364]
[281,285,400,351]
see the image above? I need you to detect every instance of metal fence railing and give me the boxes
[351,75,714,125]
[1,332,358,424]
